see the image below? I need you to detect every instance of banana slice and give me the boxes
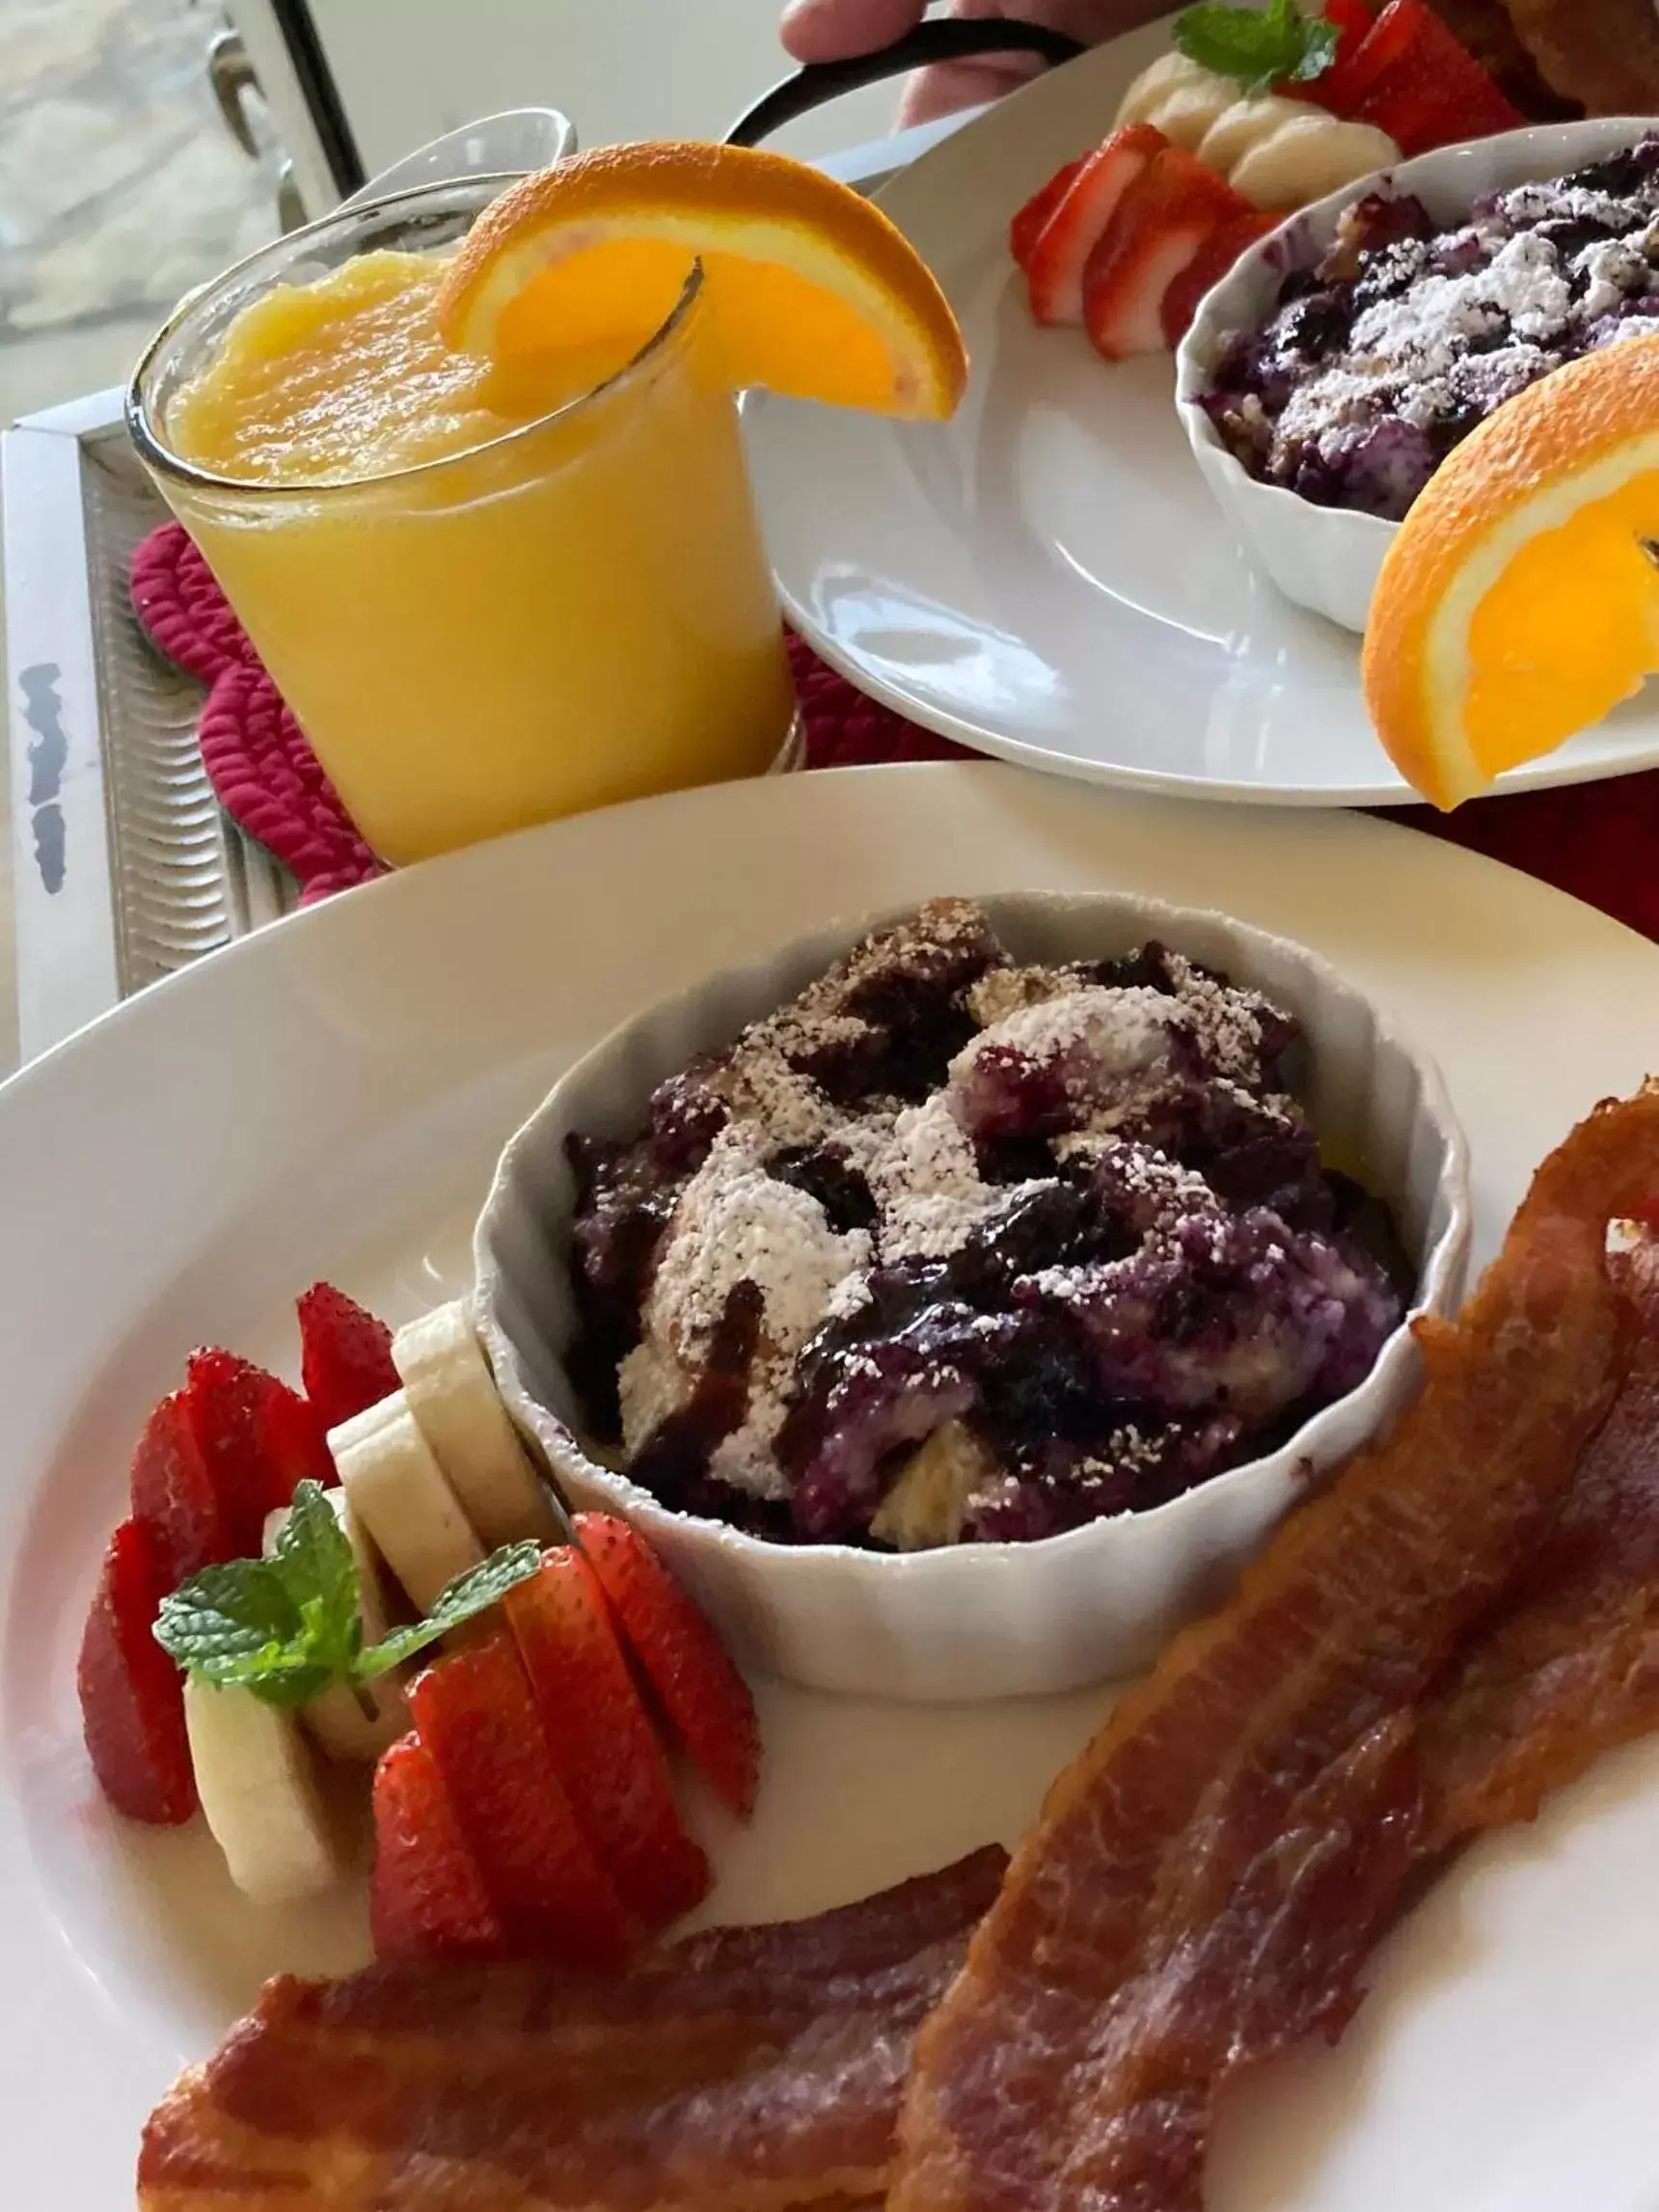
[392,1299,558,1548]
[184,1677,349,1903]
[1197,95,1309,178]
[1143,79,1240,153]
[329,1390,484,1613]
[1229,113,1400,212]
[1114,49,1228,130]
[261,1492,408,1762]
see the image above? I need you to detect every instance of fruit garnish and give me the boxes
[1009,155,1085,274]
[297,1281,399,1431]
[263,1488,408,1761]
[505,1548,711,1929]
[1082,148,1252,362]
[153,1479,540,1705]
[434,142,966,421]
[577,1513,760,1821]
[406,1630,635,1961]
[77,1518,197,1824]
[331,1390,486,1612]
[1363,336,1659,809]
[370,1733,506,1960]
[1159,210,1277,346]
[1330,0,1522,152]
[1022,125,1168,327]
[1172,0,1343,96]
[391,1300,558,1548]
[129,1391,227,1588]
[183,1677,346,1903]
[184,1348,332,1559]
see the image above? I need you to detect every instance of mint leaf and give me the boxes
[154,1559,301,1671]
[1173,0,1339,96]
[1281,11,1341,84]
[359,1541,543,1679]
[271,1481,361,1677]
[153,1481,365,1707]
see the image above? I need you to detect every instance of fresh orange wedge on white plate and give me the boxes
[1364,336,1659,810]
[436,141,967,420]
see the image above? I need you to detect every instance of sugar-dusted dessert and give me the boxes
[564,902,1405,1552]
[1202,134,1659,519]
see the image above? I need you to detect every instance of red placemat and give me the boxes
[130,519,1659,941]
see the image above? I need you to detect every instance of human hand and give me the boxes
[779,0,1177,126]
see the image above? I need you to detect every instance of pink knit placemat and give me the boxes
[130,524,383,905]
[130,518,1659,944]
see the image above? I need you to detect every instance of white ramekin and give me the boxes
[475,893,1471,1701]
[1176,117,1658,633]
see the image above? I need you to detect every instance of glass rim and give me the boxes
[124,170,705,500]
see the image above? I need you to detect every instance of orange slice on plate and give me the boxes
[436,141,966,419]
[1364,336,1659,810]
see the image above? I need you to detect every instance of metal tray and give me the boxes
[3,387,293,1063]
[0,114,972,1067]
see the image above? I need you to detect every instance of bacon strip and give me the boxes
[1421,1225,1659,1852]
[138,1846,1007,2211]
[891,1090,1659,2212]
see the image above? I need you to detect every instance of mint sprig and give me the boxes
[358,1544,542,1679]
[153,1481,540,1706]
[1173,0,1342,97]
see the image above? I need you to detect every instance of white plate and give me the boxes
[5,762,1659,2209]
[750,33,1659,806]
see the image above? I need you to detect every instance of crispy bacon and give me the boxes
[1421,1224,1659,1851]
[891,1090,1659,2212]
[138,1846,1006,2212]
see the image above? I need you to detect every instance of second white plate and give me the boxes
[751,30,1659,806]
[9,766,1659,2206]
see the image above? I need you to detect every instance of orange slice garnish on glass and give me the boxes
[1364,336,1659,809]
[436,141,966,419]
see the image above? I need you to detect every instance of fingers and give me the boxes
[896,52,1046,124]
[778,0,926,64]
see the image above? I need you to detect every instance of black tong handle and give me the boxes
[727,17,1087,147]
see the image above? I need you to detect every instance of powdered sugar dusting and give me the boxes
[865,1094,1023,1262]
[634,1125,871,1496]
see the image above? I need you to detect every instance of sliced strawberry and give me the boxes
[370,1733,507,1960]
[1343,0,1521,153]
[406,1630,635,1963]
[128,1390,228,1586]
[184,1349,334,1558]
[1024,123,1167,326]
[1286,0,1376,111]
[77,1518,196,1824]
[1082,148,1251,364]
[1160,210,1278,349]
[505,1548,711,1931]
[576,1514,759,1822]
[1010,155,1085,273]
[296,1282,399,1433]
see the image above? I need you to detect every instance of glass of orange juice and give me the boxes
[127,177,797,867]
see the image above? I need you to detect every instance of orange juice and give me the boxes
[131,188,794,866]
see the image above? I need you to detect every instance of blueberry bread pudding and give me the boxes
[1204,136,1659,520]
[565,900,1406,1550]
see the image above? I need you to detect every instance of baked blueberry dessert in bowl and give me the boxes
[1176,117,1659,631]
[476,893,1469,1699]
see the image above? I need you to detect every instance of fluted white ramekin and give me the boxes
[1177,117,1657,632]
[475,892,1470,1700]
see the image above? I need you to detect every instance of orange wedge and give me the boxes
[435,141,966,420]
[1364,336,1659,810]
